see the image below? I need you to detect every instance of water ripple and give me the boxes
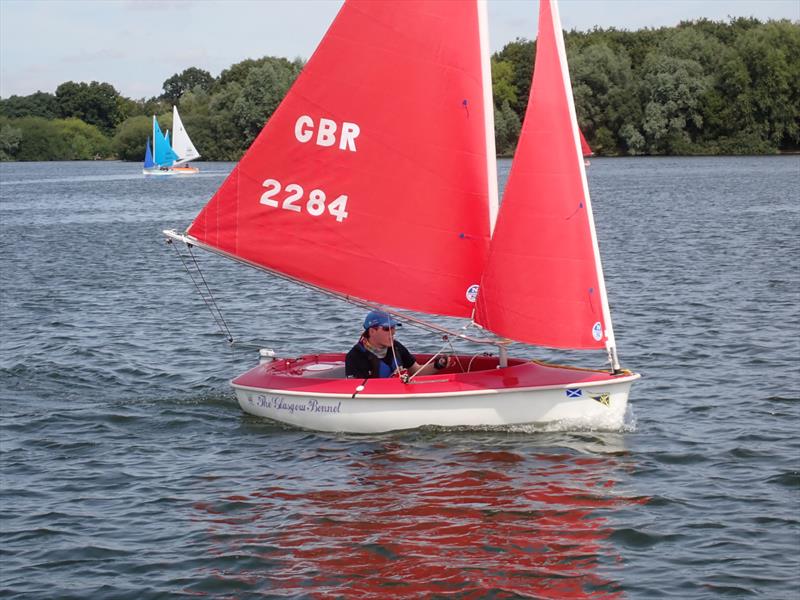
[1,157,799,598]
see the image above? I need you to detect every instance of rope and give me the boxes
[168,239,234,344]
[406,334,463,383]
[387,328,407,381]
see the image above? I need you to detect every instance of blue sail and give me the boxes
[153,116,179,167]
[143,137,155,168]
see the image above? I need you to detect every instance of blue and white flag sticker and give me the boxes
[466,284,479,303]
[592,322,603,341]
[566,388,582,398]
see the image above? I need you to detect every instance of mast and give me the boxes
[550,0,620,371]
[477,0,499,233]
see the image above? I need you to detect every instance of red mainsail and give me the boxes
[188,0,493,318]
[475,0,612,349]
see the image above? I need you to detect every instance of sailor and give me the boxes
[345,311,451,379]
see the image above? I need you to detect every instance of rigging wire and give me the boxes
[387,327,404,380]
[164,231,513,365]
[167,237,507,373]
[406,329,473,383]
[163,230,511,350]
[167,238,234,344]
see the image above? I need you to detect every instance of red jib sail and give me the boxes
[188,0,494,318]
[475,0,613,349]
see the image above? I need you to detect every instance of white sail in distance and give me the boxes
[171,106,200,165]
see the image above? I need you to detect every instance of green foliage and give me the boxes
[10,117,60,160]
[6,116,112,160]
[569,42,639,152]
[0,118,23,160]
[619,123,645,155]
[639,54,710,154]
[161,67,215,105]
[592,127,618,155]
[113,115,153,161]
[0,92,59,119]
[493,18,799,155]
[735,21,800,148]
[492,38,535,116]
[494,101,521,156]
[204,84,246,160]
[215,57,297,90]
[491,59,518,109]
[231,58,304,146]
[1,18,797,160]
[54,118,113,159]
[55,81,123,133]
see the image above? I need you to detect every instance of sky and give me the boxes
[1,0,798,100]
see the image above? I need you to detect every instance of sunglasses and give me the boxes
[376,325,396,332]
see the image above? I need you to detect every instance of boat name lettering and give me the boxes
[250,394,342,415]
[294,115,360,152]
[260,179,349,222]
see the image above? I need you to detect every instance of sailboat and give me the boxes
[170,106,201,170]
[143,107,200,176]
[164,0,639,433]
[580,129,594,166]
[579,130,593,157]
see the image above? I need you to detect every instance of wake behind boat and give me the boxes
[164,0,640,433]
[144,106,200,176]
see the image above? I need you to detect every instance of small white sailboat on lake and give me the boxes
[143,106,200,176]
[165,0,639,433]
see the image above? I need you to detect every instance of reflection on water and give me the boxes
[3,157,797,598]
[194,441,648,598]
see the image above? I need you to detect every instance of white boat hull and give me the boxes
[234,380,635,433]
[143,166,199,176]
[231,354,639,433]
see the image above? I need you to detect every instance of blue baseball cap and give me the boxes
[363,310,401,330]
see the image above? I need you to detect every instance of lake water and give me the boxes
[1,157,798,599]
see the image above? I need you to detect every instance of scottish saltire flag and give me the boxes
[566,389,582,398]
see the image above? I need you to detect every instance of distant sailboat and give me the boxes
[580,130,593,157]
[580,129,593,165]
[143,108,200,176]
[143,137,154,170]
[170,106,200,167]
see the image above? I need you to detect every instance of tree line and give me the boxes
[1,17,797,161]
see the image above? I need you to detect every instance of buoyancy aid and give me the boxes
[359,342,400,378]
